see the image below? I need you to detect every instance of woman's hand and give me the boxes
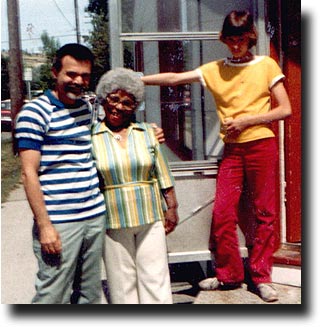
[162,187,179,234]
[164,208,179,234]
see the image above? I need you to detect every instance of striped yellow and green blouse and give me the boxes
[92,121,174,229]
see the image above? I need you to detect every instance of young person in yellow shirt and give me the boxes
[142,10,292,302]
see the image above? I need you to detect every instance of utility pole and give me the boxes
[74,0,81,43]
[7,0,24,154]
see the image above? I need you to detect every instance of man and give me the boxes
[15,44,106,304]
[15,43,164,304]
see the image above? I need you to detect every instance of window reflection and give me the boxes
[121,0,252,34]
[119,0,253,161]
[123,40,226,162]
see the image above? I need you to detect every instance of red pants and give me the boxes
[210,138,278,285]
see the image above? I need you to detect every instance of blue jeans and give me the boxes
[32,215,105,304]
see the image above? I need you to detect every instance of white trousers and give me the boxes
[103,221,173,304]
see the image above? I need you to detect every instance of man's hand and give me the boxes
[151,123,165,144]
[38,223,62,254]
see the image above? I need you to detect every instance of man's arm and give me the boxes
[19,149,62,254]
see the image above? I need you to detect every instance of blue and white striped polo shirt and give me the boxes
[15,90,105,223]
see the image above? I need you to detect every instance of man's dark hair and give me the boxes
[52,43,95,72]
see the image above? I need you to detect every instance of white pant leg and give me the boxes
[136,221,172,304]
[104,227,139,304]
[103,222,172,304]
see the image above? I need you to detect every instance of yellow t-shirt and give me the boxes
[197,56,285,143]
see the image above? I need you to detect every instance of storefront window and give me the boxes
[122,39,230,161]
[116,0,254,162]
[121,0,252,33]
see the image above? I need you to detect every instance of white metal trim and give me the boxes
[168,247,249,264]
[120,32,220,42]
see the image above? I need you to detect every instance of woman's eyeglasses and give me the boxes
[104,95,137,112]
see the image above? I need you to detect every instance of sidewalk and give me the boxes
[1,185,301,304]
[1,184,37,304]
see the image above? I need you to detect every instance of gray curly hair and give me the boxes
[96,67,144,105]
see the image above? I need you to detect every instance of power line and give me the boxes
[51,0,75,30]
[1,34,80,44]
[2,1,88,50]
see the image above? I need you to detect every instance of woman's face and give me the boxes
[224,34,251,58]
[103,89,137,128]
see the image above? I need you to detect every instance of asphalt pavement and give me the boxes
[1,185,301,305]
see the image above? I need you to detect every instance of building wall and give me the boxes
[108,0,301,254]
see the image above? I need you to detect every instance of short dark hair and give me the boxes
[52,43,95,72]
[220,10,257,49]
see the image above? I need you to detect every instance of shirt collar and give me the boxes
[45,90,86,109]
[92,121,146,135]
[223,55,264,67]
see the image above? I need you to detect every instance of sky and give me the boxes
[1,0,92,53]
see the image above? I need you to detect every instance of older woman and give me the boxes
[92,68,179,304]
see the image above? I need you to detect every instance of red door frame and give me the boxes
[268,0,301,243]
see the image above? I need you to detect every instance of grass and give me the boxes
[1,138,22,203]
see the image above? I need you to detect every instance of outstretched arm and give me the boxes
[143,70,201,143]
[142,70,201,86]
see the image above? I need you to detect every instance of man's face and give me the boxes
[52,55,92,105]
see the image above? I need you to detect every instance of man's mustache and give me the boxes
[66,84,89,93]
